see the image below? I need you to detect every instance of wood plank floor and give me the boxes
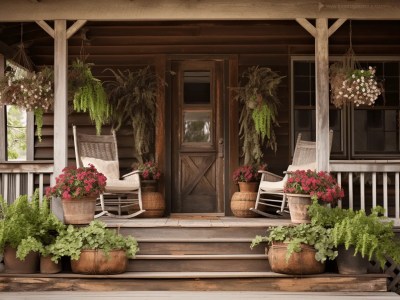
[0,291,398,300]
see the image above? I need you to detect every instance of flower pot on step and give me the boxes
[62,197,96,225]
[287,194,312,224]
[4,246,39,274]
[71,249,127,275]
[230,191,258,218]
[40,255,62,274]
[140,191,165,218]
[336,245,369,275]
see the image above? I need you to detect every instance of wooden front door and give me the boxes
[171,60,224,214]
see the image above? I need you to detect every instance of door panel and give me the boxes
[171,60,224,214]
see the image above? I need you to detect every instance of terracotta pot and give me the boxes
[140,191,165,217]
[287,194,312,224]
[268,243,325,275]
[40,255,62,274]
[141,180,158,192]
[230,192,258,218]
[336,245,368,275]
[238,182,258,192]
[62,197,96,225]
[4,246,39,274]
[71,249,127,275]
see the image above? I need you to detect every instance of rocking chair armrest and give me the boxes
[258,170,283,182]
[121,170,141,179]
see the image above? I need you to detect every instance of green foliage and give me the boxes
[234,66,284,165]
[69,59,110,135]
[49,220,139,263]
[105,66,164,163]
[251,223,337,263]
[308,199,355,228]
[0,191,65,260]
[6,105,26,159]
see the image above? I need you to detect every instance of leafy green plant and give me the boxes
[251,223,337,263]
[69,58,110,135]
[48,220,139,263]
[105,66,164,163]
[234,66,284,165]
[0,191,65,260]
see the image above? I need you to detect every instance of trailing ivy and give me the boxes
[69,59,110,135]
[234,66,284,165]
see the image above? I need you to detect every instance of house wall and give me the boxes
[1,20,400,175]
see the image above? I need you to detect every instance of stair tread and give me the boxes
[134,254,266,259]
[0,272,389,279]
[136,238,257,242]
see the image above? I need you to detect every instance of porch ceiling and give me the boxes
[0,0,399,22]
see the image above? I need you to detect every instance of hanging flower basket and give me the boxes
[0,67,53,142]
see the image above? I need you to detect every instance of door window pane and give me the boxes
[183,111,212,143]
[184,71,211,104]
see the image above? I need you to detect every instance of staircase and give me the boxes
[0,218,390,293]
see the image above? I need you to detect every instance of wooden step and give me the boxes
[128,254,270,272]
[0,272,388,292]
[137,239,265,255]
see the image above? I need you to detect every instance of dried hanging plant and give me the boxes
[233,66,284,165]
[105,66,165,163]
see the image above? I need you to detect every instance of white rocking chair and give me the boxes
[250,131,333,218]
[73,126,145,218]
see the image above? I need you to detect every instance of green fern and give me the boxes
[70,59,110,135]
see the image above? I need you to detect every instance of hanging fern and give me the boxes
[234,66,284,165]
[105,66,165,163]
[69,59,110,135]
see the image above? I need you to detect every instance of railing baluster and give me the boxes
[337,172,342,208]
[27,173,34,200]
[372,172,377,208]
[360,173,365,210]
[39,174,44,203]
[15,174,21,198]
[383,172,388,217]
[3,174,8,203]
[396,172,399,219]
[349,172,353,209]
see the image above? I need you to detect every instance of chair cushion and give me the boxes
[105,179,140,192]
[259,179,285,193]
[287,162,316,172]
[81,157,120,180]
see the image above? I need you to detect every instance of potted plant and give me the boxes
[135,160,164,217]
[49,220,139,274]
[251,223,337,275]
[0,66,53,142]
[46,164,107,224]
[309,202,400,274]
[69,58,110,135]
[283,170,344,223]
[231,164,265,217]
[105,66,165,163]
[233,66,284,165]
[0,192,64,273]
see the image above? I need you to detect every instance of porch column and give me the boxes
[315,18,330,171]
[0,54,5,162]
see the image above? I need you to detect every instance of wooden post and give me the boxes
[315,18,330,171]
[0,54,5,162]
[52,20,68,219]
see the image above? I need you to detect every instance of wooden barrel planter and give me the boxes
[40,255,62,274]
[268,243,325,275]
[71,249,128,275]
[231,182,259,217]
[3,246,39,274]
[286,194,312,224]
[62,197,96,225]
[140,192,166,218]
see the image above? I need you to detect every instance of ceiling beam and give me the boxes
[0,0,399,21]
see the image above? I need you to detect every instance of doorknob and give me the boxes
[218,138,224,158]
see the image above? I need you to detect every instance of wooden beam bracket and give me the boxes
[296,18,347,38]
[36,19,87,40]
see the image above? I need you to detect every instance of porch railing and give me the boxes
[330,160,400,221]
[0,161,53,203]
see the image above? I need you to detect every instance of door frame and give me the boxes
[165,54,237,216]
